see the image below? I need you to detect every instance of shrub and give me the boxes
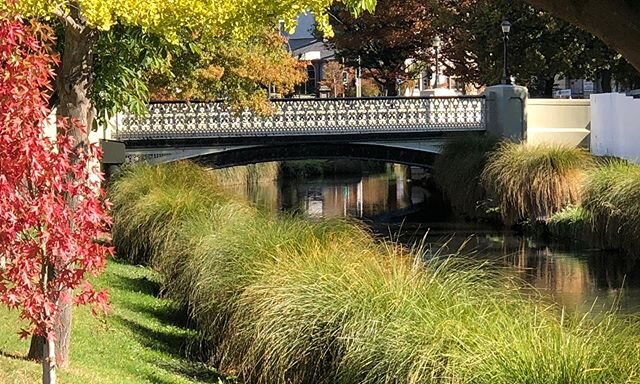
[582,159,640,255]
[482,142,594,224]
[432,135,499,219]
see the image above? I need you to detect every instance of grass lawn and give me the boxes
[0,261,236,384]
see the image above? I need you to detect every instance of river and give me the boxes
[227,162,640,315]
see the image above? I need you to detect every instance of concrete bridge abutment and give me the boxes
[483,85,529,141]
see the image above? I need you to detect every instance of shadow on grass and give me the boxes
[107,268,233,382]
[113,313,232,383]
[148,360,235,383]
[108,273,162,297]
[121,299,191,329]
[113,315,192,358]
[0,349,33,362]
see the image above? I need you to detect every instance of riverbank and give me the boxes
[110,161,640,383]
[0,261,235,384]
[434,137,640,257]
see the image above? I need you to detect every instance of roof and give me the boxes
[291,40,335,61]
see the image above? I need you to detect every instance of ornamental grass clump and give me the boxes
[433,134,499,218]
[109,161,229,265]
[482,142,594,224]
[582,159,640,255]
[110,162,640,384]
[547,206,593,243]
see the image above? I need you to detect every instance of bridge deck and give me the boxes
[115,96,487,142]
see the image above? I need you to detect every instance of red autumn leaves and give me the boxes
[0,16,111,340]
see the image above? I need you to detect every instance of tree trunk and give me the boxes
[384,80,398,96]
[543,78,556,98]
[56,9,97,146]
[27,4,98,367]
[43,338,57,384]
[27,335,45,360]
[525,0,640,72]
[600,70,613,93]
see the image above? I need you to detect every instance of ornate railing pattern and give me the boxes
[116,96,487,141]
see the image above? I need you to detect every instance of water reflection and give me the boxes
[249,164,426,219]
[279,173,421,218]
[228,162,640,315]
[424,232,640,314]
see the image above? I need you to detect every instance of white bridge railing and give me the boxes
[115,96,487,141]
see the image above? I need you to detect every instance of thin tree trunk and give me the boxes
[543,78,556,98]
[43,338,57,384]
[600,70,612,93]
[384,79,398,96]
[27,4,98,367]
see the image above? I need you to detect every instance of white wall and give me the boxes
[591,93,640,162]
[527,99,591,147]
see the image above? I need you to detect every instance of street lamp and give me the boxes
[501,20,511,84]
[432,35,442,89]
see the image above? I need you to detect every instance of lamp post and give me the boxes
[356,55,362,97]
[432,35,441,89]
[501,20,511,84]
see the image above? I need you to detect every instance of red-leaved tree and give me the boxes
[0,16,111,384]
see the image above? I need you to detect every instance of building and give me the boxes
[286,14,336,96]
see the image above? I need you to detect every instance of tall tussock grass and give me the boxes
[433,134,499,218]
[547,206,593,243]
[582,159,640,255]
[482,142,594,224]
[110,162,640,383]
[212,162,279,186]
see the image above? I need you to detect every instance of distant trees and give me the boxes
[325,0,640,95]
[445,0,640,96]
[325,0,449,95]
[523,0,640,73]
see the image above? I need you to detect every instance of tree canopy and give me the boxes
[524,0,640,72]
[326,0,446,95]
[446,0,640,95]
[0,17,111,384]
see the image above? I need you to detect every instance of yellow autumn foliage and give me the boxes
[3,0,376,41]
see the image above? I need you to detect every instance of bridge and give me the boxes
[114,96,489,168]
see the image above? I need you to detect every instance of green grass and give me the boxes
[482,142,594,224]
[547,206,593,243]
[212,162,279,186]
[432,134,499,219]
[0,261,235,384]
[109,161,640,384]
[582,158,640,255]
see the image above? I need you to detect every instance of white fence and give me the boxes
[591,93,640,162]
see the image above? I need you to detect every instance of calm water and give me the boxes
[230,163,640,315]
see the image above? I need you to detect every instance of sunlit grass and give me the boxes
[482,142,594,224]
[582,158,640,255]
[0,261,235,384]
[109,161,640,383]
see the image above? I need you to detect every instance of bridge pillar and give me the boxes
[483,85,528,141]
